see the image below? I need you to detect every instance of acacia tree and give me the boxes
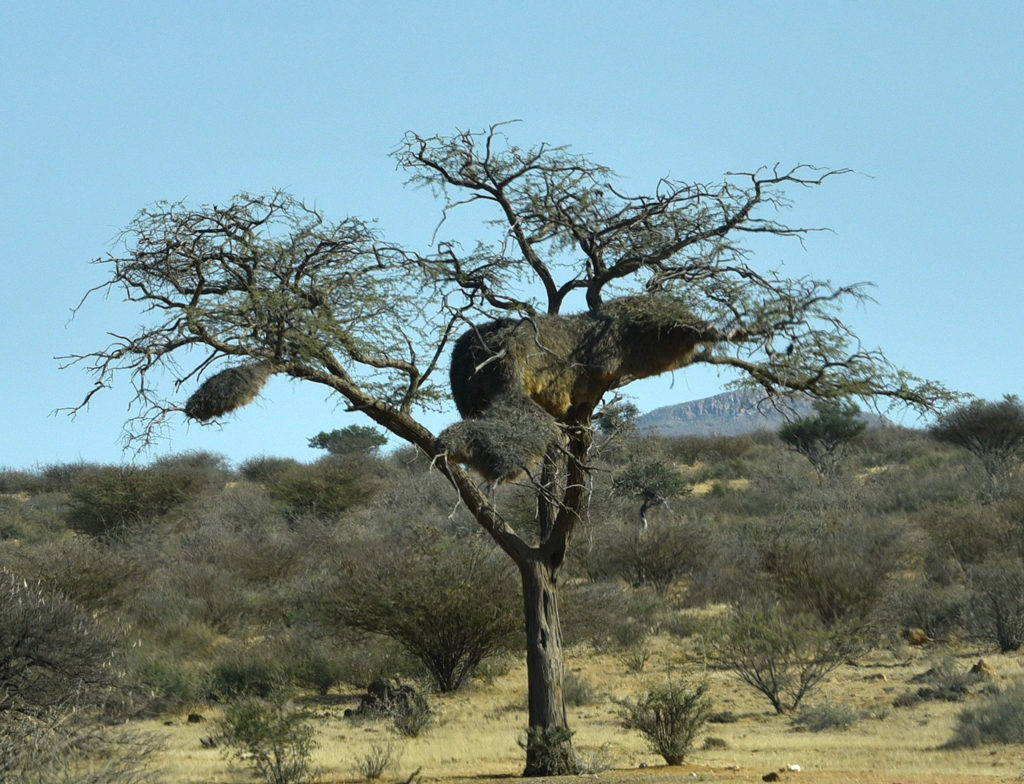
[778,397,867,479]
[930,395,1024,495]
[65,123,948,775]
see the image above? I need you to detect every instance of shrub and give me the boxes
[0,468,43,494]
[709,601,857,714]
[792,701,860,732]
[66,454,226,535]
[310,533,521,692]
[127,649,207,712]
[389,688,433,737]
[290,640,348,696]
[240,455,303,484]
[353,741,398,781]
[966,556,1024,651]
[778,398,866,479]
[943,681,1024,748]
[217,696,319,784]
[900,657,982,704]
[560,581,659,652]
[930,395,1024,495]
[616,679,712,765]
[564,671,597,706]
[209,646,287,700]
[266,455,383,519]
[595,517,704,594]
[0,568,118,717]
[0,713,162,784]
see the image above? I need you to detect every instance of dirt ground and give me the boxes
[147,635,1024,784]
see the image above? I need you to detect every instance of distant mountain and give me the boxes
[637,389,888,438]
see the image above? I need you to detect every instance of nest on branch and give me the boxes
[439,391,562,483]
[441,295,715,481]
[184,361,278,422]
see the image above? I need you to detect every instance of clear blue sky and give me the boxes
[2,1,1021,470]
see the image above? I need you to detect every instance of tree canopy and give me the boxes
[64,123,952,775]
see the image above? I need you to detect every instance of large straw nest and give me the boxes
[184,361,277,422]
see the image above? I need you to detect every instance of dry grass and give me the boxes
[143,635,1024,784]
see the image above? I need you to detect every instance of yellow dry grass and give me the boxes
[143,635,1024,784]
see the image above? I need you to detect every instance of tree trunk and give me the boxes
[519,557,576,776]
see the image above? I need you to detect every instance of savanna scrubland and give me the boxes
[3,424,1024,783]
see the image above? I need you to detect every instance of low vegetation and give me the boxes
[1,418,1022,779]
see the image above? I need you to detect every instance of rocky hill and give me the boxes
[637,389,887,437]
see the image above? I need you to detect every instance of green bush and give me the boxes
[560,581,660,652]
[389,688,433,737]
[66,453,228,535]
[209,646,287,699]
[240,455,303,484]
[0,713,162,784]
[290,641,348,696]
[218,696,319,784]
[616,679,711,765]
[266,455,383,519]
[792,701,860,732]
[0,568,119,718]
[564,671,598,706]
[895,657,982,705]
[309,533,521,692]
[967,556,1024,652]
[943,681,1024,748]
[709,601,857,714]
[127,648,207,712]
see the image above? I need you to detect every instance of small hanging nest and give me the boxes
[184,361,277,422]
[439,392,562,483]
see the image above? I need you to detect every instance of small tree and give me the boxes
[66,124,949,775]
[611,459,689,531]
[308,425,388,456]
[778,398,866,479]
[930,395,1024,494]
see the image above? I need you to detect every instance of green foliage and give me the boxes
[265,455,383,519]
[290,640,348,696]
[0,715,162,784]
[709,601,858,714]
[239,455,303,484]
[308,425,388,456]
[966,556,1024,651]
[943,681,1024,748]
[778,398,867,478]
[519,726,578,777]
[389,688,434,737]
[563,671,598,706]
[594,401,640,438]
[209,646,287,700]
[66,452,228,535]
[792,701,860,731]
[560,581,660,652]
[616,679,712,765]
[930,395,1024,493]
[217,696,320,784]
[353,741,398,781]
[311,532,521,691]
[611,459,690,529]
[0,568,118,718]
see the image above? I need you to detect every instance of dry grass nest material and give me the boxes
[184,361,277,422]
